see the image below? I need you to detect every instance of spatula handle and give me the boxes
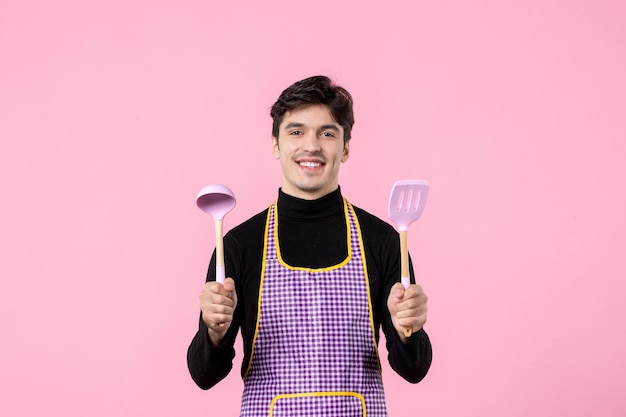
[399,230,412,337]
[400,230,409,285]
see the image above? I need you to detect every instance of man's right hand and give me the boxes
[199,277,238,346]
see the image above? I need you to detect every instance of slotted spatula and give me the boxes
[388,179,429,337]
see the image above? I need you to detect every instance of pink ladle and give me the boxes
[197,184,237,284]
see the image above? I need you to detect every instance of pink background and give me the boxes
[1,0,625,416]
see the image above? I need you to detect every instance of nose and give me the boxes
[301,132,321,153]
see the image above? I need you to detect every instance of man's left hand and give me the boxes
[387,283,428,342]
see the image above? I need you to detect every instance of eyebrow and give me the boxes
[284,122,340,131]
[320,124,340,132]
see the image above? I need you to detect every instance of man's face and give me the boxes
[272,104,350,200]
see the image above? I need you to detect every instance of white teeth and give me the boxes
[300,161,321,168]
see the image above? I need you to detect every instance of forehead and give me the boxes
[280,104,341,129]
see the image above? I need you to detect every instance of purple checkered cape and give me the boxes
[239,199,388,417]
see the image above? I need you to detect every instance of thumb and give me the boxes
[223,277,236,292]
[223,277,238,306]
[390,282,405,301]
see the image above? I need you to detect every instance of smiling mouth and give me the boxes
[299,161,324,168]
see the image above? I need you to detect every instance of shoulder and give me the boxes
[351,204,395,233]
[348,201,400,292]
[350,203,397,238]
[221,207,271,269]
[227,207,270,241]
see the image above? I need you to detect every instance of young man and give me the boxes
[187,75,432,416]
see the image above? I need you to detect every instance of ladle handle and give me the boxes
[215,219,225,284]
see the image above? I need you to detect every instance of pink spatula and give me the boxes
[388,179,429,337]
[197,184,236,284]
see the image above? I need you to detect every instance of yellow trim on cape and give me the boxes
[242,203,273,379]
[351,202,382,373]
[243,198,381,379]
[274,198,352,272]
[270,391,366,417]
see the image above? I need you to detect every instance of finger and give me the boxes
[201,282,227,299]
[399,296,427,312]
[203,305,234,327]
[395,304,428,320]
[207,314,232,328]
[200,282,235,302]
[402,284,425,299]
[397,304,428,328]
[397,291,428,311]
[396,308,427,326]
[205,281,230,295]
[203,298,235,316]
[200,292,234,311]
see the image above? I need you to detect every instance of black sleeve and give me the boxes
[186,250,240,390]
[378,228,433,383]
[186,210,267,389]
[186,317,238,389]
[386,327,433,383]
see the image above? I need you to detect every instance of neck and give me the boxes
[278,187,343,219]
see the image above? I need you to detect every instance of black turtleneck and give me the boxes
[278,188,348,268]
[187,187,432,390]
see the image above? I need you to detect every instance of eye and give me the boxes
[321,131,335,138]
[289,130,303,136]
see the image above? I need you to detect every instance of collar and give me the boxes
[277,187,344,219]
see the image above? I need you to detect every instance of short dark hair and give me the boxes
[270,75,354,142]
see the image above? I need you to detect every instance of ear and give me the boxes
[341,140,350,163]
[272,136,280,159]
